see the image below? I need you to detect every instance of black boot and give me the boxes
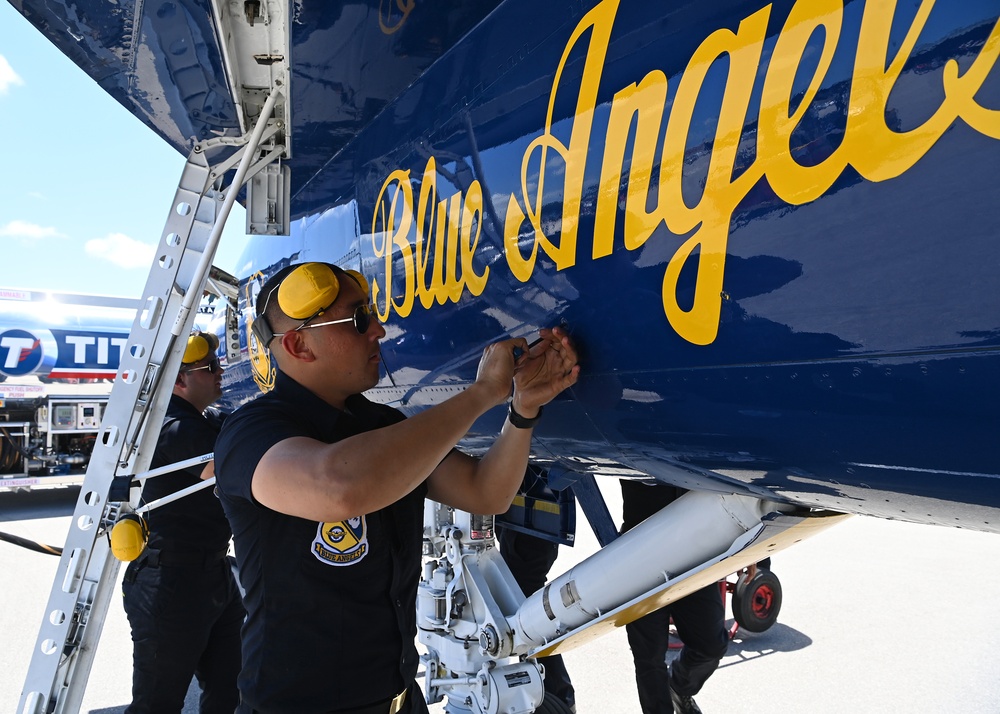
[669,679,703,714]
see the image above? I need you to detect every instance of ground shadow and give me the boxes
[667,621,812,671]
[0,486,79,522]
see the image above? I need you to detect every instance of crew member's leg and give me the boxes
[123,563,213,713]
[625,607,673,713]
[498,527,576,709]
[619,479,688,713]
[194,560,245,714]
[668,583,729,696]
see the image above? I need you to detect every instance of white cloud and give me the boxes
[0,220,65,239]
[85,232,156,269]
[0,54,24,94]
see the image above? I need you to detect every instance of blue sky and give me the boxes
[0,2,249,299]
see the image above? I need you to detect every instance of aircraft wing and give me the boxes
[9,0,504,203]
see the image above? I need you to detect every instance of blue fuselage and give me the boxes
[13,0,1000,529]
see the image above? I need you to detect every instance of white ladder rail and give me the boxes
[19,88,283,714]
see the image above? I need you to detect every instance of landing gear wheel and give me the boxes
[534,693,575,714]
[732,568,782,633]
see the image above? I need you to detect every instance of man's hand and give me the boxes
[426,328,581,514]
[473,338,523,407]
[511,326,580,417]
[740,562,758,586]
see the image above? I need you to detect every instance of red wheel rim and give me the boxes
[751,584,774,619]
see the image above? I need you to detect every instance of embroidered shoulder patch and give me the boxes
[312,517,369,566]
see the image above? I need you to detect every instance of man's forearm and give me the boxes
[467,418,535,514]
[324,384,503,507]
[255,384,504,522]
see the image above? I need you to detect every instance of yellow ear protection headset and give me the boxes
[109,512,149,562]
[182,330,220,365]
[250,263,370,348]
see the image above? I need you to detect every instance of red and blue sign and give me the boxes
[0,328,45,376]
[0,327,130,379]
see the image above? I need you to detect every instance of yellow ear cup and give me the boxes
[183,334,210,364]
[344,270,370,300]
[277,263,341,319]
[110,513,149,562]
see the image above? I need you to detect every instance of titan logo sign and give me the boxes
[0,328,128,378]
[0,330,43,375]
[370,0,1000,345]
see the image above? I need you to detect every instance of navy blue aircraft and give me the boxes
[49,0,997,530]
[10,0,1000,708]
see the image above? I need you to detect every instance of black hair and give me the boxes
[255,263,300,319]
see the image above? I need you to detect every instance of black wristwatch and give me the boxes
[507,401,543,429]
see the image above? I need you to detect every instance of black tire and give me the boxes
[533,692,575,714]
[732,569,782,633]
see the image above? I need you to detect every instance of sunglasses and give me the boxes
[183,358,222,375]
[293,303,374,336]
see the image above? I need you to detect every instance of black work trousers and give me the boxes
[620,480,729,713]
[498,527,576,710]
[122,554,245,714]
[625,582,729,713]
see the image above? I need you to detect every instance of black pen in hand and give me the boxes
[512,337,544,361]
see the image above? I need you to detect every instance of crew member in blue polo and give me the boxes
[122,331,245,713]
[213,262,579,714]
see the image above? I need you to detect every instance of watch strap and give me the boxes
[507,402,542,429]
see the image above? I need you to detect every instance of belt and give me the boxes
[389,689,407,714]
[242,688,406,714]
[141,548,230,569]
[344,688,407,714]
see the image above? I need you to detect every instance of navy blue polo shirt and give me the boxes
[214,371,427,713]
[144,394,231,553]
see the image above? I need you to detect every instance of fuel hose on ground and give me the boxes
[0,529,62,556]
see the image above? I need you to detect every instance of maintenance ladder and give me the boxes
[19,89,285,714]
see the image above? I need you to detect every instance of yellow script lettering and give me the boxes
[503,0,619,281]
[509,0,999,345]
[374,0,1000,343]
[371,158,488,319]
[659,7,770,345]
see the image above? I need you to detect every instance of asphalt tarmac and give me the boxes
[3,484,1000,714]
